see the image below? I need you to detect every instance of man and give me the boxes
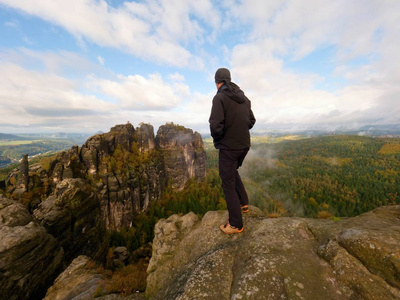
[209,67,256,234]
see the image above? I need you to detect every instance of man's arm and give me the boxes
[209,96,225,142]
[248,99,256,129]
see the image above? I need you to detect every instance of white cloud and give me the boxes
[168,73,185,82]
[0,0,399,134]
[228,0,400,72]
[229,39,395,128]
[0,47,99,76]
[0,61,118,131]
[224,0,400,129]
[178,91,213,131]
[90,72,185,110]
[4,20,18,28]
[97,55,104,65]
[0,48,198,132]
[0,0,218,68]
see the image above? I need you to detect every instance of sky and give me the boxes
[0,0,399,135]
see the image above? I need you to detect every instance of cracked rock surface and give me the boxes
[146,205,400,300]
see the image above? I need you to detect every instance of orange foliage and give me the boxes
[378,143,400,155]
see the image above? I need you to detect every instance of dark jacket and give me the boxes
[209,82,256,149]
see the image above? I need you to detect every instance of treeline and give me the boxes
[119,134,400,253]
[241,135,400,218]
[4,134,399,253]
[0,156,13,169]
[0,138,87,162]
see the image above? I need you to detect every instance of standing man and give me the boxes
[209,67,256,234]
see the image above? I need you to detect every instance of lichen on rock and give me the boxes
[0,195,64,300]
[146,205,400,300]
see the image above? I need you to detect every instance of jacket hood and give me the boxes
[219,82,245,104]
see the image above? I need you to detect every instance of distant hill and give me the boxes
[0,133,27,140]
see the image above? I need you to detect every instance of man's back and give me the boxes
[209,82,255,149]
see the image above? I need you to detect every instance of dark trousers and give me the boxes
[219,148,249,229]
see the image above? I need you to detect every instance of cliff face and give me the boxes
[0,195,64,300]
[80,123,162,230]
[5,123,206,231]
[33,178,107,263]
[1,122,206,300]
[156,124,206,189]
[80,123,137,177]
[146,205,400,300]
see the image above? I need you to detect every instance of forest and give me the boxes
[2,134,399,294]
[0,134,89,168]
[110,134,400,252]
[2,134,400,235]
[240,135,400,218]
[0,135,90,175]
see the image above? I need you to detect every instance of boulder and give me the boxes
[0,195,64,300]
[33,178,108,263]
[108,246,130,270]
[146,205,400,300]
[44,255,147,300]
[43,255,105,300]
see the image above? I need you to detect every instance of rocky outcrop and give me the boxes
[156,124,206,189]
[0,195,64,300]
[19,154,29,190]
[5,123,206,232]
[49,145,85,184]
[146,205,400,300]
[1,122,206,300]
[77,123,205,230]
[43,255,106,300]
[43,249,150,300]
[136,123,155,152]
[33,178,108,263]
[80,123,137,177]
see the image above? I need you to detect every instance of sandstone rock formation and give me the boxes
[43,254,147,300]
[43,255,106,300]
[0,195,64,300]
[156,124,206,190]
[33,178,108,263]
[5,122,206,231]
[1,122,206,300]
[80,123,137,177]
[19,154,29,190]
[146,205,400,300]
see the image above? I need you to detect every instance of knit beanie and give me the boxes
[214,68,231,83]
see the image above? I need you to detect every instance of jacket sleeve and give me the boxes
[248,99,256,129]
[209,96,225,142]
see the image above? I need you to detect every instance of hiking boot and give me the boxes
[241,205,249,213]
[220,222,243,234]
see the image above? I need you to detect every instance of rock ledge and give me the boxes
[146,205,400,300]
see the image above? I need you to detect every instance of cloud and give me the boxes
[0,47,99,76]
[225,0,400,128]
[0,0,218,68]
[0,47,204,133]
[97,55,104,65]
[0,1,399,134]
[230,0,386,61]
[230,41,391,127]
[4,20,18,28]
[89,72,186,110]
[0,61,117,131]
[178,91,214,131]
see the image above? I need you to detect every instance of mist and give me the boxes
[240,144,305,217]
